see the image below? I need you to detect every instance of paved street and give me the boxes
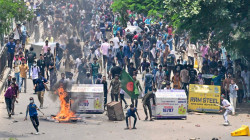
[1,73,250,140]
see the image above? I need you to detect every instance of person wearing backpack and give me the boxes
[27,47,36,78]
[31,61,40,94]
[167,50,176,79]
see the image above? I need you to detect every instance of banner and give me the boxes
[188,84,220,112]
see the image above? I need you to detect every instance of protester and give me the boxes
[91,57,100,84]
[132,75,143,108]
[144,69,153,95]
[27,46,36,78]
[11,78,19,115]
[6,38,16,69]
[4,82,16,118]
[19,58,29,93]
[229,79,238,115]
[120,89,128,109]
[142,88,156,121]
[125,104,140,130]
[31,61,40,94]
[220,94,233,126]
[102,76,108,110]
[13,53,21,85]
[109,74,121,102]
[24,97,44,135]
[34,72,48,108]
[37,54,45,77]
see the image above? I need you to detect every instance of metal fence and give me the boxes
[0,47,8,79]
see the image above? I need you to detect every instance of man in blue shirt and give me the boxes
[125,104,140,130]
[6,38,16,68]
[123,41,133,70]
[24,97,44,135]
[21,22,28,45]
[34,72,48,108]
[167,36,173,50]
[212,70,222,86]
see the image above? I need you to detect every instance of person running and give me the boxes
[125,104,140,130]
[24,97,44,135]
[219,94,233,126]
[34,73,48,108]
[142,88,156,121]
[4,82,16,118]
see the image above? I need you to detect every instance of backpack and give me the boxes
[167,54,174,65]
[32,66,40,73]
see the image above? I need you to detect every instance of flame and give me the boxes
[53,87,76,121]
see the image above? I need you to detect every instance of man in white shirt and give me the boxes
[187,44,195,65]
[100,38,110,69]
[220,94,233,126]
[112,36,120,54]
[95,29,103,42]
[31,61,40,93]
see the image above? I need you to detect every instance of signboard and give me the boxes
[152,90,187,119]
[188,84,220,112]
[70,84,104,113]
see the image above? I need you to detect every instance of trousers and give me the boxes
[143,102,152,118]
[223,109,231,122]
[120,94,127,106]
[126,114,137,128]
[37,91,45,107]
[5,97,12,114]
[111,93,118,102]
[30,115,39,132]
[230,97,237,113]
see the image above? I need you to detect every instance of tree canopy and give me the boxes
[0,0,34,35]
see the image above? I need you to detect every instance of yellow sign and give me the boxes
[188,84,220,112]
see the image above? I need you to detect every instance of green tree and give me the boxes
[111,0,165,27]
[0,0,34,35]
[163,0,250,59]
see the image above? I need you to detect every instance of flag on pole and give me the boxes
[120,70,139,99]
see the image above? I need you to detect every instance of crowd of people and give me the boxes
[3,0,250,131]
